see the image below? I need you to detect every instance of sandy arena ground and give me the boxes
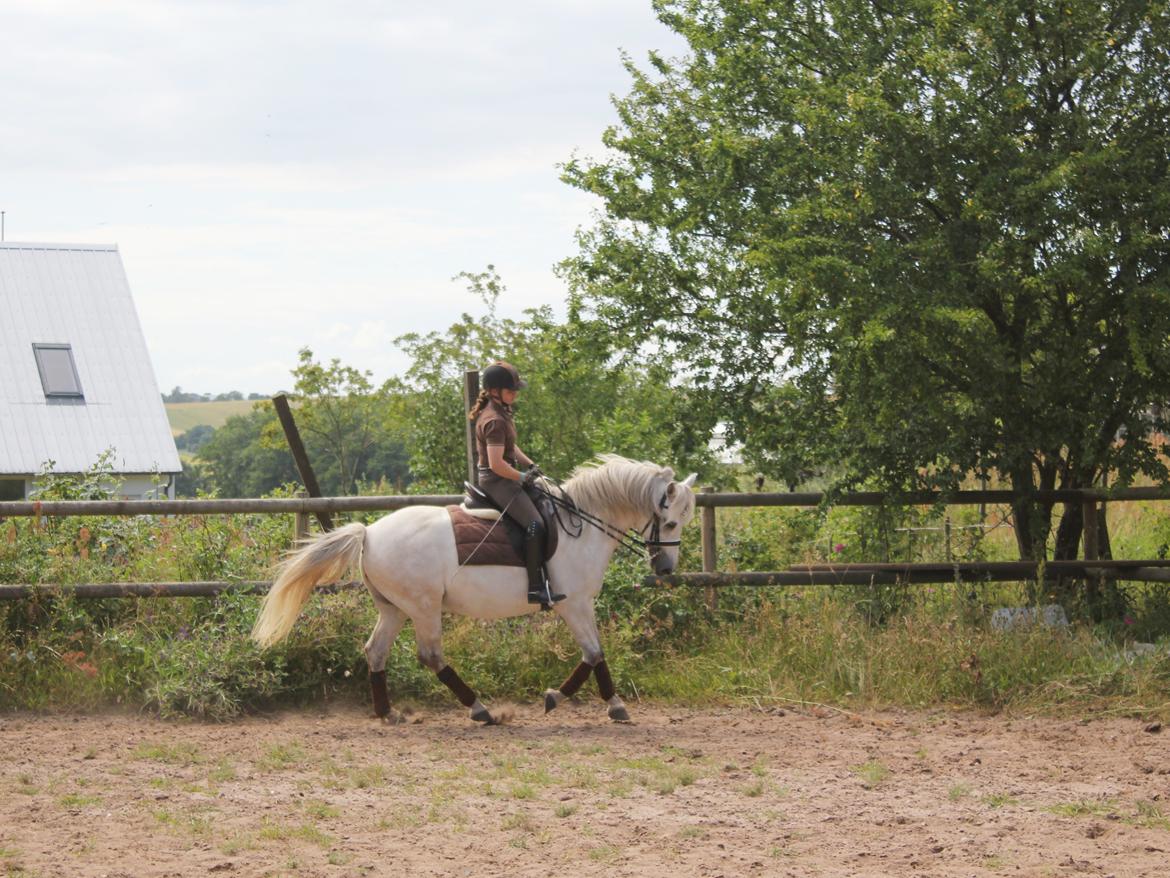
[1,701,1168,877]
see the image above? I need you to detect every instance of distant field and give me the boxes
[165,400,258,435]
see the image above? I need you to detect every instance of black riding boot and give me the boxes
[525,520,564,609]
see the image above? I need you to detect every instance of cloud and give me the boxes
[0,1,685,392]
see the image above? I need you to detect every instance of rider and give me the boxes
[469,361,565,608]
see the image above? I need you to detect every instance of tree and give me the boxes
[393,267,718,491]
[262,349,409,496]
[562,0,1170,564]
[198,407,300,497]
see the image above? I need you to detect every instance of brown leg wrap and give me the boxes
[594,659,616,701]
[369,669,390,718]
[558,661,593,698]
[437,665,478,708]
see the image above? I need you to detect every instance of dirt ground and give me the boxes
[1,701,1169,878]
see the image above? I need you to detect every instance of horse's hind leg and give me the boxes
[545,601,629,722]
[413,613,498,725]
[364,597,407,721]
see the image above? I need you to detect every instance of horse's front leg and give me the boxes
[545,600,629,722]
[413,613,499,724]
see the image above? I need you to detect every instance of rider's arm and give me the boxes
[514,446,534,469]
[486,445,524,482]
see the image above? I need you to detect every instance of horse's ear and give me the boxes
[682,473,698,489]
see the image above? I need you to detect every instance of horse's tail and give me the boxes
[252,522,367,648]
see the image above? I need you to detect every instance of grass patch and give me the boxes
[948,783,972,801]
[1133,800,1170,830]
[57,793,101,808]
[257,821,334,847]
[218,834,258,855]
[256,743,306,772]
[983,793,1019,808]
[207,759,237,784]
[588,844,621,863]
[850,760,890,789]
[1047,799,1118,818]
[303,800,340,819]
[501,812,537,832]
[133,742,205,766]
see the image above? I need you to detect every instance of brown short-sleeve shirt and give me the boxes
[475,400,518,469]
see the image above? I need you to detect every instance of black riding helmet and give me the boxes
[481,361,527,391]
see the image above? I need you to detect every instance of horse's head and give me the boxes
[644,471,698,575]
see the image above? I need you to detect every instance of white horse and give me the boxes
[252,456,697,723]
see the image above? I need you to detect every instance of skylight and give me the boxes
[32,343,84,399]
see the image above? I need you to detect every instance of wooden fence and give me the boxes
[2,486,1170,599]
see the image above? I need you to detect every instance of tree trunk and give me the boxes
[1053,502,1083,561]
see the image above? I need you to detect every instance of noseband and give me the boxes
[640,492,682,564]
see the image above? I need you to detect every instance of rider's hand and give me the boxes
[521,466,541,487]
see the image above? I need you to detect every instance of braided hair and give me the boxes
[467,389,492,422]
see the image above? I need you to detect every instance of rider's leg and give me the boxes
[478,475,564,608]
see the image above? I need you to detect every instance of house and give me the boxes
[0,242,180,500]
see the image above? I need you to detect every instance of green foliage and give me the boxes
[196,407,300,498]
[193,354,411,498]
[392,266,719,492]
[563,0,1170,563]
[3,453,1170,720]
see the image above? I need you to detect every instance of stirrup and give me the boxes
[528,582,566,610]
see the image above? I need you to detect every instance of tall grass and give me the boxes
[2,472,1169,719]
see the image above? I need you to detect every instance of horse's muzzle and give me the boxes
[652,557,675,576]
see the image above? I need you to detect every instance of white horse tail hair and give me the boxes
[252,522,367,648]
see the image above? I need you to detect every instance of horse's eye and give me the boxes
[665,521,678,530]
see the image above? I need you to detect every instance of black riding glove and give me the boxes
[521,466,541,488]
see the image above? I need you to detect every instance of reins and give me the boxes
[533,476,681,563]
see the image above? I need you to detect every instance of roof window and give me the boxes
[32,343,84,399]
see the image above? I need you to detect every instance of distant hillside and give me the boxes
[165,400,258,436]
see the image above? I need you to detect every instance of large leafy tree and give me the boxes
[563,0,1170,560]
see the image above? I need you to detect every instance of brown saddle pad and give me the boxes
[447,505,525,567]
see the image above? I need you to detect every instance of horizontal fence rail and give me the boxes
[643,560,1170,588]
[0,496,463,517]
[4,486,1170,599]
[0,581,364,600]
[4,487,1170,518]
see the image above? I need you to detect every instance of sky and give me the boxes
[0,0,685,394]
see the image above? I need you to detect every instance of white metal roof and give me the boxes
[0,242,181,476]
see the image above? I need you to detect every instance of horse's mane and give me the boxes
[561,454,675,516]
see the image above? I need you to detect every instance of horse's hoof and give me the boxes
[471,707,495,724]
[544,690,562,714]
[608,704,631,723]
[379,708,407,725]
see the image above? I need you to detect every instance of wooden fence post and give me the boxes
[464,370,480,487]
[701,485,717,611]
[293,489,310,545]
[272,393,334,532]
[1082,496,1099,561]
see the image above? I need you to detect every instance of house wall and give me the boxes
[1,474,175,501]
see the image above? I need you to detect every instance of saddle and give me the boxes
[447,483,560,568]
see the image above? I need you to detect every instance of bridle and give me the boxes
[535,481,682,564]
[640,491,683,564]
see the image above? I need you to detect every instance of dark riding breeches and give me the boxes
[477,472,546,591]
